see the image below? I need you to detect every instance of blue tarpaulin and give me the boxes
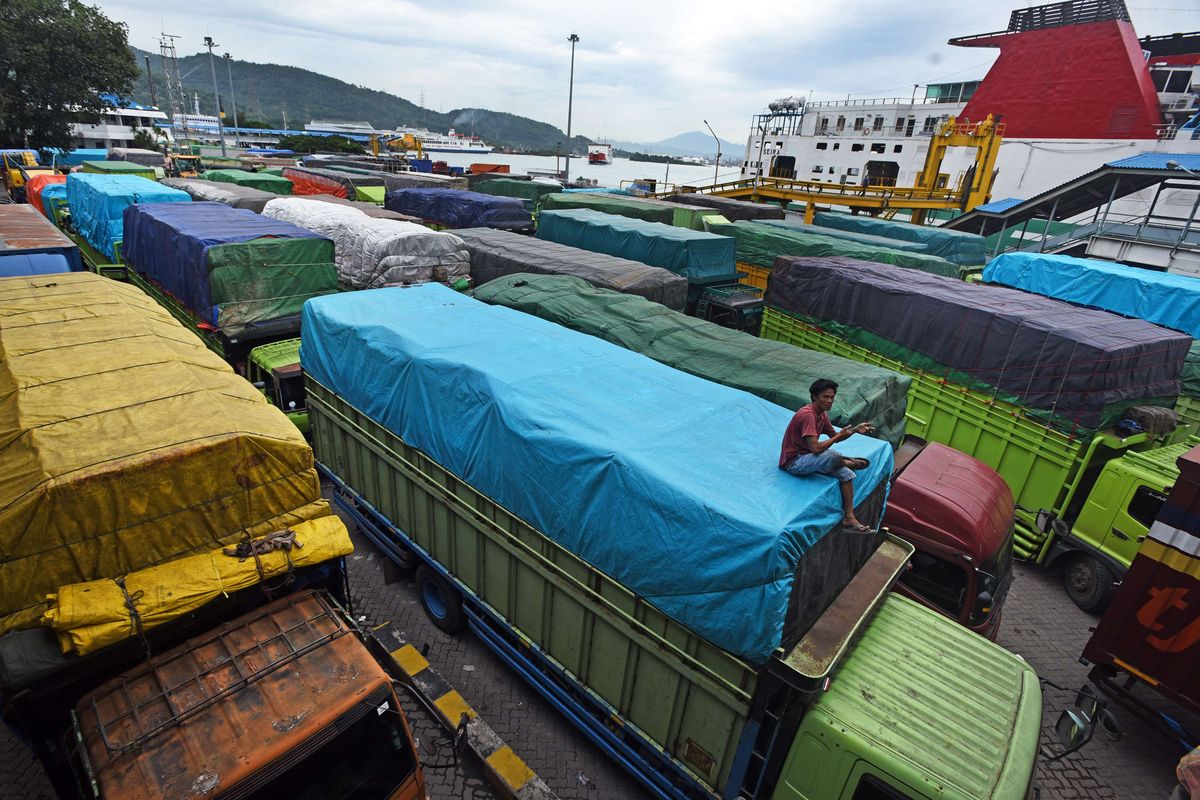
[983,252,1200,338]
[39,183,67,218]
[301,283,892,663]
[537,208,736,281]
[65,174,190,259]
[0,253,73,277]
[122,201,334,331]
[384,188,532,230]
[56,148,107,167]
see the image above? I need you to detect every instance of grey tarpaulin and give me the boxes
[472,272,910,447]
[765,256,1190,430]
[666,194,787,221]
[161,178,278,213]
[455,227,688,311]
[299,194,424,222]
[263,196,469,288]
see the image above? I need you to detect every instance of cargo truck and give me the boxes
[0,272,426,800]
[302,283,1044,800]
[121,201,338,371]
[761,306,1192,612]
[472,273,1015,636]
[1,149,55,203]
[248,337,310,434]
[0,204,84,276]
[1081,442,1200,749]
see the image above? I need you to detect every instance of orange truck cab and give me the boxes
[69,591,426,800]
[887,439,1016,638]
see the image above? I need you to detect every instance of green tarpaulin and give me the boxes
[473,273,910,447]
[205,168,293,194]
[80,161,156,181]
[1184,341,1200,399]
[355,185,386,203]
[706,220,960,278]
[811,211,986,267]
[205,237,338,333]
[475,178,561,205]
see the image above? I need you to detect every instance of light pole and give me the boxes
[565,33,579,185]
[703,119,721,187]
[224,53,239,135]
[204,36,226,156]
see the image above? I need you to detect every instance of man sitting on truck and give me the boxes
[779,378,875,532]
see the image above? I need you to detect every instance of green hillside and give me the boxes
[130,46,589,152]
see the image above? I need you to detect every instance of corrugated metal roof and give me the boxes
[1106,152,1200,171]
[974,197,1025,213]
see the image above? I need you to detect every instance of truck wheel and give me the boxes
[1063,555,1115,613]
[415,565,466,634]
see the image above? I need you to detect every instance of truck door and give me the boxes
[1105,483,1168,567]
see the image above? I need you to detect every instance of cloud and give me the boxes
[97,0,1198,142]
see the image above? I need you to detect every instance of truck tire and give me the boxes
[1063,554,1115,613]
[415,565,466,634]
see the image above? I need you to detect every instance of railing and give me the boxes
[671,175,963,205]
[804,97,943,109]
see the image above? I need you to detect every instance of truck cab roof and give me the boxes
[794,594,1041,799]
[74,591,396,800]
[888,441,1014,562]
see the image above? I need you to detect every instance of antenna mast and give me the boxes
[159,34,191,149]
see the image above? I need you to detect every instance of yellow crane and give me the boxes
[369,132,425,160]
[668,114,1004,223]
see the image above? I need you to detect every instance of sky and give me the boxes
[95,1,1198,143]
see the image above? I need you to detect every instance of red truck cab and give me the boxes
[885,439,1016,638]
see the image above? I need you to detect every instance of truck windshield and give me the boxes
[234,689,417,799]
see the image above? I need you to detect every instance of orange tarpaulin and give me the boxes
[25,173,66,215]
[281,166,348,198]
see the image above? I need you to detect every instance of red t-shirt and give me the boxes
[778,404,836,468]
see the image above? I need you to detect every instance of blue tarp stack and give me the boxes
[301,283,893,663]
[537,208,736,281]
[384,188,532,230]
[56,148,107,167]
[983,252,1200,338]
[65,174,189,259]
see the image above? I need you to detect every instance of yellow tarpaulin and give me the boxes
[0,273,331,634]
[42,516,353,655]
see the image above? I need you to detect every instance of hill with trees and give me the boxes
[130,47,589,153]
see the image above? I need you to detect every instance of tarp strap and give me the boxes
[113,577,151,660]
[222,528,302,598]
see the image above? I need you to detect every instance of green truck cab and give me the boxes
[774,596,1040,800]
[760,308,1191,612]
[1049,438,1187,611]
[248,338,308,434]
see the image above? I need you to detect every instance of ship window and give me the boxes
[836,116,846,132]
[873,116,885,130]
[833,143,840,150]
[1128,485,1168,528]
[812,166,823,173]
[852,143,864,152]
[816,142,828,150]
[893,145,903,153]
[871,143,885,153]
[853,117,864,131]
[847,168,860,176]
[1167,71,1190,93]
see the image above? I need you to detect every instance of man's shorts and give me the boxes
[784,449,855,484]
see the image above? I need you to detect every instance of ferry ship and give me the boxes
[740,0,1199,211]
[588,143,613,165]
[402,127,492,154]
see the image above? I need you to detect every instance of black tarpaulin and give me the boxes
[764,256,1190,428]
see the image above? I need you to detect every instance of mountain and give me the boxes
[610,130,742,158]
[129,47,589,152]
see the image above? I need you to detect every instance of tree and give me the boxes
[0,1,140,149]
[276,134,364,155]
[131,127,159,150]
